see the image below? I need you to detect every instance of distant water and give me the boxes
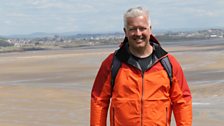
[161,38,224,46]
[72,38,224,50]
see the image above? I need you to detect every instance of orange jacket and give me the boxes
[91,36,192,126]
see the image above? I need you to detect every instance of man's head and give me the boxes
[123,7,151,29]
[123,7,152,52]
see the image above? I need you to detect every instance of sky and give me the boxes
[0,0,224,35]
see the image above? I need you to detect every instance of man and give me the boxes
[91,7,192,126]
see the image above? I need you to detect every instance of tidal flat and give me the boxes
[0,38,223,126]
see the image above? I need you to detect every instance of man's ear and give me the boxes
[149,26,152,35]
[123,28,127,36]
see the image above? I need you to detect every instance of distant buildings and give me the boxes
[1,28,224,49]
[155,28,224,42]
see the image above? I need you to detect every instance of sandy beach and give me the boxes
[0,39,224,126]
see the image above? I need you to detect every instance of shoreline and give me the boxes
[0,38,223,54]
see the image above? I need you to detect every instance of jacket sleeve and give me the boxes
[90,54,113,126]
[168,54,192,126]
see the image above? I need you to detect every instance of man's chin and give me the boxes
[135,43,147,48]
[135,40,147,46]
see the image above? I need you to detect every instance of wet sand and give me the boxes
[0,39,224,126]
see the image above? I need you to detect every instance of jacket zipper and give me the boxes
[166,107,168,126]
[128,54,169,126]
[113,107,115,126]
[141,72,144,126]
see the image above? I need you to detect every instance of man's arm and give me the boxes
[168,55,192,126]
[91,54,113,126]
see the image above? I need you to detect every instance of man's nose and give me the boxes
[135,28,142,35]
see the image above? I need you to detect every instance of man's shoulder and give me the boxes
[167,54,178,63]
[101,52,114,67]
[166,53,183,71]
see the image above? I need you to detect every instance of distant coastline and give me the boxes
[0,28,223,53]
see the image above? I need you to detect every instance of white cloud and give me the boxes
[3,20,13,25]
[29,0,72,9]
[7,12,29,18]
[184,8,218,17]
[23,0,97,14]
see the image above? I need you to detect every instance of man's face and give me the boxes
[124,15,151,50]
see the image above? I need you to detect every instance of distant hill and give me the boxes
[3,32,82,39]
[155,28,224,42]
[0,28,223,53]
[1,28,224,41]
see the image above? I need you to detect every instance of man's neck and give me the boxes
[129,45,153,58]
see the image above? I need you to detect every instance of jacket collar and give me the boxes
[115,35,168,68]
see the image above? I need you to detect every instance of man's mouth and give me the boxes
[133,36,145,42]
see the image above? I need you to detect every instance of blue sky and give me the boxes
[0,0,224,35]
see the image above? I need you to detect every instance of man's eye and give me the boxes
[139,27,147,31]
[128,27,147,31]
[129,28,136,31]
